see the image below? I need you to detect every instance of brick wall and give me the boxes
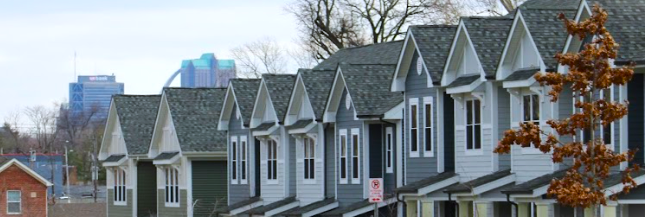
[0,165,48,217]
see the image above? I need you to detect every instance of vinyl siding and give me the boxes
[259,127,288,203]
[156,189,187,217]
[289,134,297,197]
[496,86,511,170]
[325,124,336,198]
[295,123,325,205]
[107,189,133,217]
[137,162,157,217]
[336,89,364,206]
[383,123,397,194]
[192,161,228,217]
[404,52,439,183]
[228,109,252,204]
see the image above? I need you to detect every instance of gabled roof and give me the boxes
[0,158,53,186]
[228,79,261,126]
[461,17,514,78]
[298,69,335,120]
[408,25,458,82]
[163,88,227,152]
[590,0,645,64]
[112,95,161,155]
[518,0,581,10]
[518,7,578,69]
[340,64,403,117]
[314,41,403,70]
[261,74,297,123]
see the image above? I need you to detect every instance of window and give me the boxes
[231,138,237,183]
[339,130,348,184]
[165,168,179,206]
[113,168,126,205]
[7,191,20,214]
[601,88,613,147]
[385,127,393,173]
[522,94,540,125]
[409,98,419,157]
[267,140,278,181]
[241,137,248,184]
[351,128,360,183]
[465,99,482,154]
[304,137,315,181]
[423,97,433,156]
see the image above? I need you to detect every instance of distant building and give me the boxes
[0,159,53,217]
[179,53,236,88]
[69,75,124,118]
[0,154,63,197]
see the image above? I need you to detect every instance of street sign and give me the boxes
[369,178,383,203]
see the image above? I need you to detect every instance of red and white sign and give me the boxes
[369,178,383,203]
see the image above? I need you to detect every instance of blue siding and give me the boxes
[289,135,297,196]
[227,105,251,204]
[336,89,364,206]
[404,52,439,183]
[497,86,511,170]
[325,124,336,198]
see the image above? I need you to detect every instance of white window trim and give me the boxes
[266,139,279,185]
[600,86,614,151]
[423,97,434,157]
[385,127,394,174]
[230,136,238,184]
[574,87,615,151]
[520,92,543,155]
[464,98,483,156]
[339,129,348,184]
[350,128,361,184]
[113,168,127,206]
[164,167,180,207]
[303,136,316,184]
[6,190,21,215]
[240,136,248,184]
[409,98,420,157]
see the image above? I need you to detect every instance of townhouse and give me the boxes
[147,88,228,217]
[218,79,263,216]
[99,95,161,217]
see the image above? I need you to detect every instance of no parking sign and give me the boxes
[369,178,383,203]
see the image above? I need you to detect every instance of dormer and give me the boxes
[250,79,279,128]
[497,10,545,82]
[284,73,315,126]
[148,94,181,160]
[442,21,486,94]
[218,83,244,131]
[391,30,433,91]
[559,0,593,73]
[99,100,128,161]
[323,66,354,123]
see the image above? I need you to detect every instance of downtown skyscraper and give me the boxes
[69,75,124,118]
[179,53,236,88]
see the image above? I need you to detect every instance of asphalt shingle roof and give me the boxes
[501,168,568,194]
[230,79,261,126]
[445,169,512,193]
[447,75,480,88]
[520,8,578,69]
[255,122,276,131]
[593,0,645,63]
[262,74,297,123]
[286,119,313,130]
[340,64,403,117]
[216,196,261,214]
[408,25,458,82]
[462,17,514,78]
[241,196,296,215]
[518,0,581,10]
[321,196,393,217]
[395,172,457,194]
[163,88,227,152]
[279,198,336,217]
[298,69,336,120]
[313,41,403,70]
[153,151,179,160]
[112,95,161,155]
[504,67,540,81]
[103,154,125,163]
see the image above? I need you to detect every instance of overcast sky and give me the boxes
[0,0,298,126]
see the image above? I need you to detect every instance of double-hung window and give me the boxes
[7,191,20,214]
[423,97,433,157]
[385,127,394,173]
[241,137,248,184]
[351,128,360,184]
[465,99,482,154]
[267,139,278,182]
[339,129,348,184]
[113,168,126,205]
[165,168,179,206]
[304,137,315,181]
[409,98,419,157]
[522,94,541,154]
[231,137,237,184]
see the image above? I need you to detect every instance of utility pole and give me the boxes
[65,141,70,203]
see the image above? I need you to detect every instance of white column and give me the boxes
[421,201,434,217]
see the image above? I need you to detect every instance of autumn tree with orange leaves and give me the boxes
[494,4,639,214]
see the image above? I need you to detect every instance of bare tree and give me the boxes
[230,37,288,78]
[24,105,60,198]
[56,103,101,151]
[286,0,464,60]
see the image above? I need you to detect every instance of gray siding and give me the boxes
[157,189,187,217]
[137,162,157,217]
[289,135,297,197]
[259,126,289,203]
[384,123,397,194]
[107,189,133,217]
[228,109,251,204]
[336,89,364,206]
[404,52,439,183]
[496,86,511,170]
[294,124,325,205]
[325,124,336,198]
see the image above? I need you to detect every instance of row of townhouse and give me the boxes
[98,0,645,216]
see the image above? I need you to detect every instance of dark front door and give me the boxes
[255,138,261,196]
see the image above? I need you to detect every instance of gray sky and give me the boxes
[0,0,298,124]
